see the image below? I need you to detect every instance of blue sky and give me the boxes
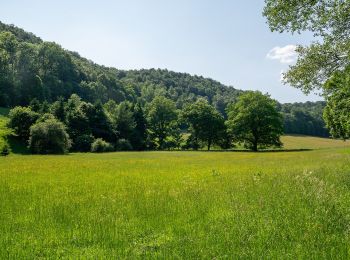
[0,0,322,103]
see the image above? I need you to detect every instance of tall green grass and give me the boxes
[1,148,350,258]
[281,135,350,149]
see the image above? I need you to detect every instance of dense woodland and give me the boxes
[279,101,328,137]
[0,22,330,154]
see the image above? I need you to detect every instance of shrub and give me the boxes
[37,113,56,123]
[116,139,133,151]
[73,134,94,152]
[91,138,114,153]
[9,107,39,141]
[29,118,71,154]
[0,143,10,156]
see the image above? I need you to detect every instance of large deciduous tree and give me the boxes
[323,66,350,139]
[263,0,350,138]
[182,99,225,150]
[226,91,283,151]
[263,0,350,92]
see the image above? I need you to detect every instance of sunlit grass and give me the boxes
[1,147,350,258]
[281,135,350,150]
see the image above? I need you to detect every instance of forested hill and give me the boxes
[0,21,328,136]
[0,21,241,114]
[279,101,328,137]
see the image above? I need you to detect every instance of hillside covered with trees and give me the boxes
[0,21,328,149]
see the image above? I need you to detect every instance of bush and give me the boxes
[37,113,56,123]
[73,134,94,152]
[116,139,133,151]
[29,118,71,154]
[0,143,10,156]
[9,107,39,141]
[91,138,114,153]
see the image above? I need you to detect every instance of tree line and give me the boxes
[279,101,329,137]
[5,91,283,154]
[0,21,329,138]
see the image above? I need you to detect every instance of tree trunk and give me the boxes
[252,140,258,152]
[207,139,212,151]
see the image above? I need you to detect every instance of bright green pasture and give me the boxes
[281,135,350,150]
[1,148,350,258]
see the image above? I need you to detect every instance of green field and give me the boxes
[281,135,350,150]
[1,137,350,258]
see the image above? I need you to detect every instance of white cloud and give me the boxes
[266,45,297,64]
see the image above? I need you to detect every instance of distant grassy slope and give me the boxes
[281,135,350,150]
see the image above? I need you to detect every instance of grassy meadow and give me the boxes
[1,137,350,258]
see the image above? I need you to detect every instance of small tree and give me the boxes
[116,139,133,151]
[146,96,178,150]
[74,134,94,152]
[0,143,10,156]
[182,99,225,150]
[131,102,147,150]
[29,118,71,154]
[8,106,39,141]
[111,101,136,141]
[226,91,283,151]
[50,97,66,122]
[91,138,114,153]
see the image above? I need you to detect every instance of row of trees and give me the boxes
[7,91,284,154]
[0,22,329,137]
[279,101,329,137]
[0,24,240,114]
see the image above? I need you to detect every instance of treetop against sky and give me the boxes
[0,0,321,103]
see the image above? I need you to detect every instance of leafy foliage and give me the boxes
[263,0,350,92]
[0,116,12,156]
[264,0,350,139]
[8,106,39,141]
[226,91,283,151]
[91,138,114,153]
[29,118,71,154]
[182,99,226,150]
[323,66,350,139]
[146,96,179,150]
[0,21,334,154]
[280,101,329,137]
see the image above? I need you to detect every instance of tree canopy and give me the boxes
[29,118,71,154]
[263,0,350,93]
[264,0,350,139]
[0,20,335,154]
[226,91,284,151]
[146,96,178,150]
[182,99,226,150]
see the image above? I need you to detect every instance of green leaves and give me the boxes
[323,66,350,139]
[146,96,178,150]
[226,91,283,151]
[182,99,226,150]
[264,0,350,92]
